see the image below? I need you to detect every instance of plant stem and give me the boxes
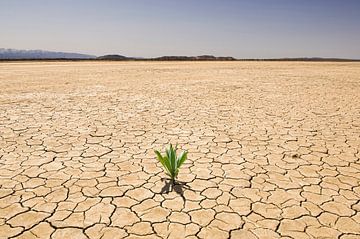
[170,178,175,190]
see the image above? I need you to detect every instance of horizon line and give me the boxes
[1,48,360,61]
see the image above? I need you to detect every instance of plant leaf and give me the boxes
[162,155,172,176]
[172,145,177,178]
[177,151,188,168]
[155,150,171,176]
[165,145,172,177]
[166,144,174,178]
[154,150,166,167]
[174,168,179,178]
[154,144,188,181]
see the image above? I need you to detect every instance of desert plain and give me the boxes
[0,61,359,238]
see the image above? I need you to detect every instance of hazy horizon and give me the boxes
[1,0,360,59]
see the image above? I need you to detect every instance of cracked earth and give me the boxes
[0,61,359,239]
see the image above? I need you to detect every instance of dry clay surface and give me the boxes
[0,61,360,239]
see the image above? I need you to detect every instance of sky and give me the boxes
[1,0,360,58]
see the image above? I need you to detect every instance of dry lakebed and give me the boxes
[0,61,359,238]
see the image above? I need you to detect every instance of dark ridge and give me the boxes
[150,55,236,61]
[97,54,133,60]
[95,55,236,61]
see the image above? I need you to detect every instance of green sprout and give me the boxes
[154,144,188,183]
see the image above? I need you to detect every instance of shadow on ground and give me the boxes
[160,178,194,199]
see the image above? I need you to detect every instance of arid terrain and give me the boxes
[0,61,359,239]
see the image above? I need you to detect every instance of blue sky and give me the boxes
[1,0,359,58]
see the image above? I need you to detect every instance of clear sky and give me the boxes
[1,0,360,58]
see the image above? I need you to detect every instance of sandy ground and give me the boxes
[0,61,359,239]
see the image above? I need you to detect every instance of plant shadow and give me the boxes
[160,178,194,200]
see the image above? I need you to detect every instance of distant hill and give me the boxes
[96,55,236,61]
[97,54,133,60]
[152,55,236,61]
[0,48,96,59]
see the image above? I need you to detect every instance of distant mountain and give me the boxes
[0,48,96,59]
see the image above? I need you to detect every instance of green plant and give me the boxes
[154,144,188,182]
